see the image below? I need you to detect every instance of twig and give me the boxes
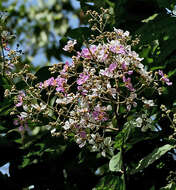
[121,134,128,190]
[0,34,5,75]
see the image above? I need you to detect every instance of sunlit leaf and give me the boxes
[130,144,174,174]
[109,150,123,172]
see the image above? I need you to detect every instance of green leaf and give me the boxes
[34,66,51,83]
[66,27,91,43]
[109,150,123,172]
[93,174,123,190]
[0,125,5,130]
[168,69,176,77]
[150,65,166,71]
[142,14,158,23]
[114,123,132,150]
[130,144,174,174]
[150,185,155,190]
[126,131,159,152]
[160,183,176,190]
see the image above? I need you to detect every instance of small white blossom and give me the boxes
[92,145,98,152]
[136,117,143,127]
[107,105,112,111]
[101,150,106,157]
[20,112,28,118]
[23,105,28,111]
[89,139,95,145]
[104,137,112,146]
[51,128,56,134]
[63,121,70,130]
[63,40,77,52]
[31,103,46,111]
[56,96,73,104]
[141,125,148,132]
[143,100,155,107]
[138,63,144,69]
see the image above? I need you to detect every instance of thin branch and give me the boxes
[0,34,5,75]
[121,135,128,190]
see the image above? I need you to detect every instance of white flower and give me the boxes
[91,134,96,140]
[56,96,73,104]
[63,40,77,52]
[141,125,148,132]
[70,111,75,116]
[20,112,28,118]
[23,105,28,111]
[79,141,86,148]
[31,104,40,109]
[123,31,130,37]
[113,28,123,35]
[31,103,46,111]
[63,118,76,130]
[92,145,98,152]
[69,118,75,125]
[89,139,95,145]
[143,100,155,107]
[138,63,144,69]
[40,103,47,110]
[76,137,86,148]
[63,121,70,130]
[107,105,112,111]
[104,137,112,146]
[109,40,120,46]
[51,128,56,134]
[136,117,143,127]
[101,150,106,157]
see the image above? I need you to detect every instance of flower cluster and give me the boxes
[5,9,173,157]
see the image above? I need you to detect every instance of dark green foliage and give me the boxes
[66,27,92,43]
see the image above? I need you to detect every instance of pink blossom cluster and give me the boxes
[12,27,172,156]
[39,76,67,93]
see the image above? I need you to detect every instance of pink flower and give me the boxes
[40,76,67,92]
[39,82,43,89]
[43,77,57,88]
[118,46,126,54]
[77,73,89,85]
[81,45,96,59]
[158,70,172,86]
[16,91,25,107]
[18,125,24,132]
[55,77,67,92]
[77,86,88,95]
[128,70,133,75]
[109,63,117,72]
[92,106,108,121]
[109,40,125,54]
[81,48,90,58]
[60,61,73,75]
[13,115,28,132]
[47,77,55,86]
[99,63,117,78]
[97,45,108,62]
[123,76,134,91]
[80,131,87,139]
[13,120,19,126]
[76,51,81,59]
[19,122,28,132]
[122,62,128,71]
[158,70,164,76]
